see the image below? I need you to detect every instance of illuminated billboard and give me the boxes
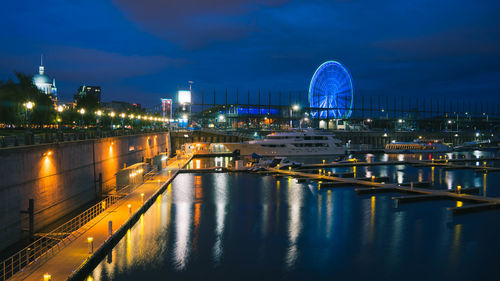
[178,90,191,104]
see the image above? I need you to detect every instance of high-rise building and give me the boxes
[33,55,57,102]
[74,85,101,103]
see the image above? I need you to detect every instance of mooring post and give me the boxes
[108,220,113,236]
[88,237,94,254]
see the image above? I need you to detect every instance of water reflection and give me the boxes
[173,175,194,270]
[90,156,500,281]
[285,179,304,269]
[213,174,228,265]
[173,202,192,270]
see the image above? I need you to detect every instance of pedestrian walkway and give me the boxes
[11,156,191,281]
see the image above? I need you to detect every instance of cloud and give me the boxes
[374,27,500,60]
[0,46,186,84]
[112,0,289,48]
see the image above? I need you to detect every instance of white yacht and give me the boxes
[222,130,346,156]
[384,139,453,153]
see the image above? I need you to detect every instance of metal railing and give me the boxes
[0,194,122,281]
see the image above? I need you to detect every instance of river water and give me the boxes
[90,151,500,281]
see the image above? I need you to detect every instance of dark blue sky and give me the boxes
[0,0,499,107]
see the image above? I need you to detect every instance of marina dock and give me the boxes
[266,167,500,215]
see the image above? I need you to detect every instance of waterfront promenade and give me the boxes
[11,156,192,281]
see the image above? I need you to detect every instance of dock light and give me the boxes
[128,204,132,216]
[43,273,51,281]
[79,108,86,115]
[87,237,94,253]
[141,193,145,204]
[57,105,64,112]
[323,159,325,164]
[318,169,321,175]
[457,185,462,193]
[371,175,375,182]
[328,171,331,176]
[25,101,35,110]
[288,166,291,171]
[483,161,487,166]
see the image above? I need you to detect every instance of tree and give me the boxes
[0,72,55,126]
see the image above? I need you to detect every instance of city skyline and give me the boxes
[0,0,499,107]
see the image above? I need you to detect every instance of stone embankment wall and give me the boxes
[0,132,169,252]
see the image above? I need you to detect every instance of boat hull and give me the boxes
[222,143,347,156]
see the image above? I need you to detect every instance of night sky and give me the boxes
[0,0,499,107]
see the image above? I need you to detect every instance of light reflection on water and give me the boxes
[91,153,500,281]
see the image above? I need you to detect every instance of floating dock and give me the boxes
[267,168,500,215]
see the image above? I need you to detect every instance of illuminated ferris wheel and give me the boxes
[308,61,354,119]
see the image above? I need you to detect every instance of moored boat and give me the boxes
[384,139,452,153]
[222,130,347,156]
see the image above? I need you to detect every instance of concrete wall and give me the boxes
[0,132,170,252]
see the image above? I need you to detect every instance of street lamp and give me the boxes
[79,108,85,128]
[119,113,126,130]
[24,101,35,127]
[109,112,115,129]
[290,104,299,129]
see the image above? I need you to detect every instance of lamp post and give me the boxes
[56,105,64,131]
[110,111,115,130]
[290,104,299,129]
[79,108,86,129]
[24,101,35,128]
[120,112,125,132]
[218,114,225,129]
[96,110,102,136]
